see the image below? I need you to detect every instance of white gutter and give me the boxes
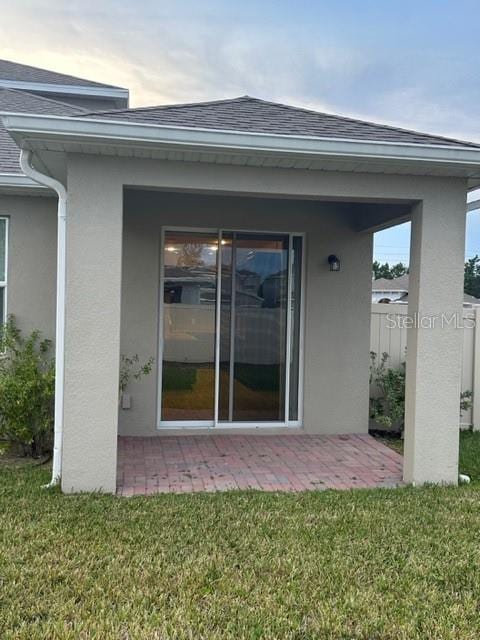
[3,112,480,169]
[0,172,48,189]
[19,150,66,487]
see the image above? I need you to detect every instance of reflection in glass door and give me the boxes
[218,233,289,422]
[161,231,218,421]
[159,229,303,425]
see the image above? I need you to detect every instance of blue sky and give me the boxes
[1,0,479,265]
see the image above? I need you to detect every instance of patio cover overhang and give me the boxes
[2,110,480,493]
[2,110,480,191]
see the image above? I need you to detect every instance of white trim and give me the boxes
[227,234,237,423]
[155,228,166,427]
[213,229,222,427]
[0,79,128,101]
[19,150,67,488]
[284,234,293,425]
[0,216,9,324]
[159,421,302,430]
[297,234,306,425]
[2,112,480,170]
[0,173,48,190]
[156,226,305,429]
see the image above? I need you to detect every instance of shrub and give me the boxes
[0,317,55,457]
[370,351,473,433]
[369,351,405,431]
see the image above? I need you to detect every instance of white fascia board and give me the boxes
[0,172,47,189]
[2,111,480,170]
[0,79,128,100]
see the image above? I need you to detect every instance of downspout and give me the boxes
[19,149,66,487]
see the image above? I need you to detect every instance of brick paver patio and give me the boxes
[117,433,403,496]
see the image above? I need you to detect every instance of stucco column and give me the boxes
[61,157,123,493]
[403,183,467,485]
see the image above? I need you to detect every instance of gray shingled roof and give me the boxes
[373,276,480,305]
[0,88,84,173]
[0,59,124,89]
[80,96,480,148]
[373,275,409,291]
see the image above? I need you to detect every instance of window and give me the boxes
[0,218,8,323]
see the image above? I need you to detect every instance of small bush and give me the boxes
[370,352,405,431]
[119,354,155,394]
[370,351,473,434]
[0,317,55,457]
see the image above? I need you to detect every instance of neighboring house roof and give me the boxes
[0,59,123,90]
[372,275,409,291]
[0,88,84,174]
[80,95,480,149]
[373,274,480,305]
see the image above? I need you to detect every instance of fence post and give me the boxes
[472,306,480,431]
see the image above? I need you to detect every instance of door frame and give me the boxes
[156,226,306,429]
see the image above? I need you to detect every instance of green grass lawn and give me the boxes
[1,434,480,639]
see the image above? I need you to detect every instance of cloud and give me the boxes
[0,0,479,142]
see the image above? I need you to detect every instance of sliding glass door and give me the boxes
[161,231,218,421]
[159,229,303,426]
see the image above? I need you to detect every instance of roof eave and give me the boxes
[2,112,480,186]
[0,172,49,193]
[0,79,129,101]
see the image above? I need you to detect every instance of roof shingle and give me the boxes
[80,96,480,149]
[0,59,124,89]
[0,88,85,173]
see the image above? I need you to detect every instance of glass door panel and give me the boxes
[219,233,289,422]
[161,231,218,421]
[160,229,302,425]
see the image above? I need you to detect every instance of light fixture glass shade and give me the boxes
[328,254,340,271]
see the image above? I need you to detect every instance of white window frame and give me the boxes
[156,226,306,430]
[0,217,8,324]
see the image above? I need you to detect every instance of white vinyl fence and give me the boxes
[371,303,480,429]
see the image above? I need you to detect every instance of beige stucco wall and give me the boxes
[404,187,467,485]
[0,194,57,339]
[61,161,123,493]
[61,153,468,491]
[120,190,373,437]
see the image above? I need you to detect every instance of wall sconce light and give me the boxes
[328,254,341,272]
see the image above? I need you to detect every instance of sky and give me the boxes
[0,0,479,266]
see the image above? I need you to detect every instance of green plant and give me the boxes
[370,351,473,432]
[460,390,473,416]
[369,351,405,431]
[119,354,155,394]
[0,317,55,457]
